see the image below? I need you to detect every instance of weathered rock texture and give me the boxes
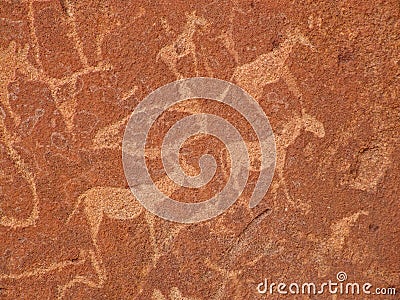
[0,0,399,299]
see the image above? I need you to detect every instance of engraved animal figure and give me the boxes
[233,29,324,207]
[232,28,314,102]
[0,38,109,227]
[0,1,115,295]
[59,187,143,297]
[1,187,148,299]
[157,11,208,79]
[62,185,184,298]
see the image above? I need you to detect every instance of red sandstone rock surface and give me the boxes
[0,0,399,299]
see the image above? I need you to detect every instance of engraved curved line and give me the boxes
[0,118,39,228]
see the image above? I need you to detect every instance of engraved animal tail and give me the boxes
[66,193,86,224]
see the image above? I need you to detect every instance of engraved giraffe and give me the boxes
[157,11,208,79]
[11,41,112,133]
[0,187,142,299]
[0,36,111,227]
[232,29,325,207]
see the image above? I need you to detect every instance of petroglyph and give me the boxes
[91,86,138,150]
[62,186,185,297]
[14,47,112,129]
[270,111,325,209]
[27,0,43,69]
[233,28,314,101]
[66,187,143,241]
[57,249,107,299]
[57,98,77,133]
[1,40,111,135]
[134,213,185,297]
[0,117,39,229]
[0,250,86,280]
[216,6,240,65]
[2,0,113,135]
[91,115,129,150]
[0,1,114,293]
[207,209,283,299]
[64,0,89,68]
[157,11,209,78]
[0,187,118,298]
[19,108,45,136]
[312,210,369,277]
[233,29,324,207]
[59,187,143,295]
[326,210,369,252]
[302,113,325,138]
[1,1,397,298]
[347,145,393,192]
[62,0,89,68]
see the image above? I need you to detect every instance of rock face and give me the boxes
[0,1,399,299]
